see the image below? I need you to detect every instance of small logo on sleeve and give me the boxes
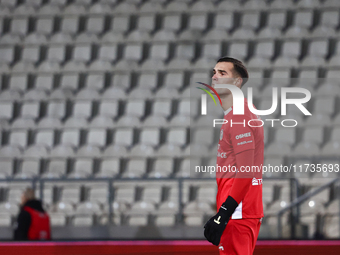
[252,177,263,186]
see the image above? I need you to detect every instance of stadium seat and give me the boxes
[164,1,188,13]
[296,68,319,89]
[285,10,313,37]
[60,16,79,35]
[60,129,81,148]
[60,185,81,205]
[136,13,156,33]
[114,184,136,204]
[313,96,335,116]
[141,184,163,204]
[151,99,172,118]
[110,14,131,33]
[162,13,182,32]
[122,158,147,178]
[301,39,328,67]
[86,16,105,35]
[0,46,14,65]
[54,201,74,216]
[8,129,29,148]
[228,41,248,62]
[0,158,13,178]
[305,114,331,127]
[265,142,292,157]
[115,43,143,70]
[0,34,21,45]
[89,60,112,72]
[248,40,275,68]
[95,158,119,178]
[167,128,187,147]
[35,185,54,206]
[68,158,94,178]
[143,115,168,127]
[10,17,29,35]
[148,158,174,178]
[43,159,68,178]
[0,202,19,216]
[293,141,320,156]
[155,214,176,226]
[86,128,108,147]
[196,185,217,203]
[158,200,179,215]
[114,128,134,147]
[34,128,56,149]
[49,213,67,226]
[36,16,55,35]
[324,215,340,238]
[76,145,101,157]
[113,2,138,14]
[46,45,66,64]
[7,185,27,204]
[94,46,116,65]
[274,40,301,67]
[0,0,17,8]
[192,128,214,146]
[213,11,233,31]
[125,100,146,118]
[302,127,324,145]
[49,145,75,158]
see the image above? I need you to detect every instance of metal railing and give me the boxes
[0,176,296,224]
[277,178,340,238]
[0,177,216,225]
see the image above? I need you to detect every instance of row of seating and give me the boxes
[0,179,338,236]
[0,208,337,239]
[0,73,339,93]
[0,179,327,215]
[0,156,338,179]
[1,122,340,146]
[0,0,335,14]
[2,39,340,64]
[1,7,340,36]
[0,137,338,159]
[0,94,338,121]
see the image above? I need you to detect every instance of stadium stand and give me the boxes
[0,0,338,240]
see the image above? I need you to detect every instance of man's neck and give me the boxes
[220,93,233,111]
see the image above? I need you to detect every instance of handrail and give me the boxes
[0,176,299,237]
[277,178,340,216]
[277,177,340,238]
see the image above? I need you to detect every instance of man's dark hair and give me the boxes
[217,57,249,87]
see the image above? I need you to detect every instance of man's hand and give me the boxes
[204,196,238,246]
[204,206,229,245]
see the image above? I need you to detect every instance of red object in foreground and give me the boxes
[0,240,340,255]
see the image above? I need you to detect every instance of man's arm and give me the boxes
[229,148,255,204]
[204,113,256,246]
[203,149,255,246]
[14,210,31,240]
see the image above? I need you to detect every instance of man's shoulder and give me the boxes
[18,208,31,221]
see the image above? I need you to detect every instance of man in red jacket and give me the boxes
[14,187,51,240]
[204,57,264,255]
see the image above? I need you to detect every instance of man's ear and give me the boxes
[235,77,243,88]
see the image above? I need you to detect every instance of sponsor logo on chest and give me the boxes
[235,132,251,140]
